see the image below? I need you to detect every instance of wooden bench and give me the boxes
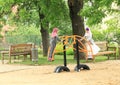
[1,43,33,64]
[86,41,117,61]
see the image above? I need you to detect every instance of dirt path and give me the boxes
[0,60,120,85]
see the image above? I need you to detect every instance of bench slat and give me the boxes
[94,51,116,55]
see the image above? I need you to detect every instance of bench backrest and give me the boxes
[9,44,33,55]
[95,41,108,51]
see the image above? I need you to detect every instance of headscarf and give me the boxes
[85,27,92,40]
[85,27,92,35]
[51,28,58,38]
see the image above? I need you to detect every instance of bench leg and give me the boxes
[108,56,110,60]
[1,53,4,64]
[30,54,32,60]
[18,55,19,60]
[107,53,116,60]
[115,53,116,59]
[24,55,27,60]
[9,55,11,63]
[14,56,17,59]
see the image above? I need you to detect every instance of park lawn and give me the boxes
[12,55,112,65]
[0,53,115,65]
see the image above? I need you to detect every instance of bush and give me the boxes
[108,41,119,57]
[92,29,106,41]
[55,43,73,55]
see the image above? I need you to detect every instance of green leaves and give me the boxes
[81,0,119,26]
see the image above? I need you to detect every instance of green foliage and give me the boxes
[87,11,120,43]
[38,47,43,54]
[103,13,120,43]
[108,41,119,57]
[81,0,119,26]
[92,29,106,41]
[6,23,40,35]
[81,6,106,25]
[115,30,120,44]
[5,24,41,45]
[6,35,41,45]
[0,0,71,35]
[55,43,73,55]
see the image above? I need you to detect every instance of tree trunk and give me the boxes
[68,0,85,59]
[40,25,49,56]
[38,8,49,56]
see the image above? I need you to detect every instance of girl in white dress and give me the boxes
[85,27,100,59]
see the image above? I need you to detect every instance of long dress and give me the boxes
[85,32,100,58]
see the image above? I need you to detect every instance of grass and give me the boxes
[0,53,117,66]
[6,54,117,66]
[13,55,77,65]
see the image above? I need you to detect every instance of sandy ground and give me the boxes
[0,60,120,85]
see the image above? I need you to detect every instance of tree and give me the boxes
[0,0,70,56]
[67,0,120,59]
[24,0,70,56]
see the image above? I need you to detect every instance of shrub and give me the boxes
[55,43,73,55]
[108,41,119,57]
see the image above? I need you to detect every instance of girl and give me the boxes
[48,28,60,61]
[85,27,100,59]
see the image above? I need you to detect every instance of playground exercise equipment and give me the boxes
[48,35,91,73]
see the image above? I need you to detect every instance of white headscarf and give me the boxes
[85,27,92,41]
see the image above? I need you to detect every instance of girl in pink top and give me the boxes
[48,28,60,61]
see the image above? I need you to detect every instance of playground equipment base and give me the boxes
[54,66,70,73]
[54,64,90,73]
[74,64,90,72]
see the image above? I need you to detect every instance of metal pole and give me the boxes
[63,40,67,67]
[76,40,80,68]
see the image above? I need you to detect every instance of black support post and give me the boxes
[76,40,80,69]
[63,40,67,67]
[74,39,90,72]
[54,39,70,73]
